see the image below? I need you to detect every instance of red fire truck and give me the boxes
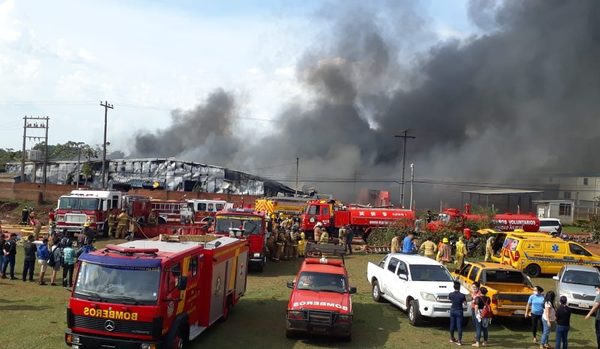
[285,244,356,341]
[214,208,267,272]
[427,205,540,233]
[300,199,416,240]
[56,190,123,236]
[65,234,249,349]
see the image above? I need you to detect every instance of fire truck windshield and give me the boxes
[59,197,100,211]
[296,272,347,293]
[216,216,261,235]
[74,262,160,304]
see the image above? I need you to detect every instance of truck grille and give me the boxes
[65,214,87,224]
[573,293,595,301]
[73,315,153,335]
[436,295,451,303]
[497,294,529,303]
[307,310,335,326]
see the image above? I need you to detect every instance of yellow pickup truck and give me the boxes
[453,261,534,317]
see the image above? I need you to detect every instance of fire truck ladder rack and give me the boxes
[305,242,346,262]
[104,244,159,256]
[158,234,221,243]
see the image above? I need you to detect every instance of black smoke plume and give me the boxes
[132,0,600,206]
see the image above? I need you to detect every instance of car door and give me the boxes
[394,260,410,307]
[568,242,594,264]
[383,257,400,295]
[456,264,473,289]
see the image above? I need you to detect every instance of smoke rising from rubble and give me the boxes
[132,0,600,205]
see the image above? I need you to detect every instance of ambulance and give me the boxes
[499,234,600,277]
[65,234,248,348]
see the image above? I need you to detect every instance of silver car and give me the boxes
[554,265,600,310]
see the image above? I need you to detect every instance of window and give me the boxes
[563,191,572,199]
[559,204,572,217]
[387,258,399,273]
[189,256,199,277]
[483,270,531,286]
[208,204,214,212]
[469,266,481,281]
[197,203,207,211]
[322,206,330,217]
[569,243,592,257]
[216,204,224,211]
[584,178,589,186]
[111,195,119,209]
[308,205,320,215]
[378,256,388,268]
[459,264,472,278]
[396,261,408,276]
[168,263,181,291]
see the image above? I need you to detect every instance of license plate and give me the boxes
[579,303,591,309]
[514,310,525,315]
[312,326,327,333]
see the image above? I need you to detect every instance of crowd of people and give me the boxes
[390,232,469,267]
[264,214,355,261]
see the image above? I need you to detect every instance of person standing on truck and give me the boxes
[2,233,17,280]
[449,281,467,345]
[455,236,468,268]
[116,211,129,239]
[391,233,401,254]
[484,236,495,262]
[22,234,37,282]
[526,286,546,344]
[402,232,416,254]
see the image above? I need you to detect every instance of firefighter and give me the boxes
[116,211,129,239]
[127,217,137,241]
[318,228,329,244]
[455,236,468,268]
[266,230,277,260]
[338,225,347,247]
[289,224,299,260]
[437,237,452,265]
[297,232,307,257]
[107,210,116,238]
[147,209,158,226]
[419,236,437,259]
[314,222,323,242]
[275,227,286,261]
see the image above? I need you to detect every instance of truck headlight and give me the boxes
[140,344,157,349]
[420,292,437,302]
[253,253,261,258]
[287,310,305,320]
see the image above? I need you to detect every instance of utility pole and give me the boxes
[21,116,50,184]
[100,101,113,189]
[409,163,414,210]
[394,130,416,208]
[295,157,299,196]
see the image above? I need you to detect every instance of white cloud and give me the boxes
[0,0,21,43]
[15,57,40,80]
[274,66,295,78]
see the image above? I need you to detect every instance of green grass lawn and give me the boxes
[0,241,598,349]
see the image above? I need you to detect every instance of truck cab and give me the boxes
[65,235,249,349]
[214,209,267,272]
[300,200,335,238]
[367,254,471,326]
[285,244,355,341]
[56,190,122,236]
[453,262,533,317]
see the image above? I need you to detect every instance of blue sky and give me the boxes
[0,0,474,154]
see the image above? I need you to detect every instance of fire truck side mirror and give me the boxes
[349,287,357,294]
[286,281,294,289]
[178,276,188,291]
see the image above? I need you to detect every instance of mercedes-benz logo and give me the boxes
[104,320,115,332]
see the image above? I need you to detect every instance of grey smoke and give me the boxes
[132,0,600,205]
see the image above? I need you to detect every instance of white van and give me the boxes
[539,218,562,234]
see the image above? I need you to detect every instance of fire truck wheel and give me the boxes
[170,327,185,349]
[256,260,265,273]
[371,280,383,303]
[220,298,233,322]
[524,264,541,277]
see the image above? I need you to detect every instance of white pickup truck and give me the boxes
[367,253,471,326]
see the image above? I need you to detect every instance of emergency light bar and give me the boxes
[105,244,159,255]
[304,257,344,267]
